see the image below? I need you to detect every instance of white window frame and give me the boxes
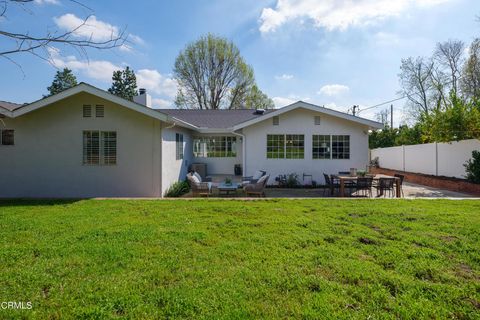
[193,136,236,158]
[82,130,117,165]
[266,134,304,159]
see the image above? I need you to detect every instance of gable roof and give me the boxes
[158,109,276,129]
[2,83,170,123]
[232,101,384,130]
[1,83,383,131]
[0,100,24,112]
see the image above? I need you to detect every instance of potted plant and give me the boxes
[224,177,232,186]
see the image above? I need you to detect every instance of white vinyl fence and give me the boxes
[370,139,480,179]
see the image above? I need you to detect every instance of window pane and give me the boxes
[102,131,117,165]
[266,134,285,159]
[176,133,184,160]
[332,135,350,159]
[192,136,236,158]
[312,135,330,159]
[285,134,304,159]
[1,130,14,145]
[83,131,100,164]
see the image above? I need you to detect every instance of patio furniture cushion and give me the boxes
[191,174,201,184]
[253,170,264,180]
[193,172,202,182]
[256,174,268,185]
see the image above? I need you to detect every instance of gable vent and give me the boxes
[314,116,321,125]
[95,105,104,118]
[83,105,92,118]
[272,116,279,126]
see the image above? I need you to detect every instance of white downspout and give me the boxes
[232,131,246,176]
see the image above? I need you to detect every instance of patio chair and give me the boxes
[394,174,405,197]
[242,170,266,186]
[354,177,373,197]
[244,174,269,197]
[375,178,395,197]
[186,172,212,197]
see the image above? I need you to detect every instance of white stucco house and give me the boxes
[0,83,383,198]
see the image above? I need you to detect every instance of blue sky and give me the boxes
[1,0,479,124]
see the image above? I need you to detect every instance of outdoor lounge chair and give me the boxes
[242,170,266,186]
[244,174,269,197]
[186,172,212,197]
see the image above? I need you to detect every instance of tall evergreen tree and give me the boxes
[108,67,138,101]
[46,68,78,97]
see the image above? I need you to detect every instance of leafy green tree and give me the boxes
[173,34,271,109]
[108,66,138,101]
[464,150,480,183]
[46,68,78,97]
[245,85,274,109]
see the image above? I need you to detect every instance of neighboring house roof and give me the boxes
[0,100,24,112]
[232,101,384,130]
[1,82,170,123]
[158,109,276,129]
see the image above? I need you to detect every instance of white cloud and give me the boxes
[259,0,453,33]
[152,98,173,109]
[272,96,296,108]
[34,0,59,4]
[48,47,121,82]
[136,69,177,98]
[275,74,294,80]
[318,84,350,96]
[53,14,144,50]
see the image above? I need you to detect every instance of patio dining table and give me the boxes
[334,174,402,198]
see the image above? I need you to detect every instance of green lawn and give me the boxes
[1,199,479,319]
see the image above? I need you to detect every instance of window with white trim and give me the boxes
[267,134,304,159]
[1,129,14,145]
[332,135,350,159]
[176,133,184,160]
[83,131,117,165]
[266,134,284,159]
[285,134,304,159]
[312,135,330,159]
[193,136,236,158]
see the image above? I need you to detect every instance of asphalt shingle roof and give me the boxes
[157,109,275,128]
[0,100,24,112]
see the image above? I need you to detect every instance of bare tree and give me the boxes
[433,39,465,96]
[0,0,127,71]
[398,57,436,119]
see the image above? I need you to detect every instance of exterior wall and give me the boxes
[371,139,480,178]
[0,92,162,198]
[161,126,193,195]
[242,108,370,185]
[191,134,243,175]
